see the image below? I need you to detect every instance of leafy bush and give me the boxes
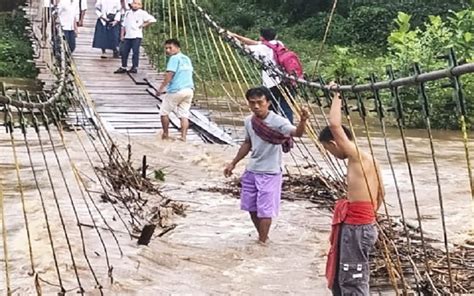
[347,6,394,47]
[0,11,37,78]
[385,10,473,129]
[446,9,474,61]
[286,13,351,45]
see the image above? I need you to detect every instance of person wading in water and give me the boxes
[224,86,309,245]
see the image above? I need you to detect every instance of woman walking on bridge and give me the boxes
[92,0,121,58]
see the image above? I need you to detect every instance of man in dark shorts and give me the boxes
[224,86,309,244]
[320,82,384,295]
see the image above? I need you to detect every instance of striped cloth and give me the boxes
[251,115,293,153]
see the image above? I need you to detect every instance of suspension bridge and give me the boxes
[0,0,473,294]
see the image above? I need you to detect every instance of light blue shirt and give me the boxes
[166,52,194,93]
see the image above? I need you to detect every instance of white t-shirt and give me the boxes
[79,0,87,11]
[122,9,156,39]
[248,40,283,89]
[57,0,79,30]
[47,0,87,10]
[95,0,121,18]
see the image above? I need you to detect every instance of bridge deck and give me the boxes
[74,0,202,142]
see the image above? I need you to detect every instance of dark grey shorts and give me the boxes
[332,223,378,296]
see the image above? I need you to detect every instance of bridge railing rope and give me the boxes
[0,2,184,294]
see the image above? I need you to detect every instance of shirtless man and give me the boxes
[319,82,384,295]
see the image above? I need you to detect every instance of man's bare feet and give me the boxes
[161,133,169,140]
[177,137,186,142]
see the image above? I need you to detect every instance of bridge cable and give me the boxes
[413,63,454,292]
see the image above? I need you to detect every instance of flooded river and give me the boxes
[1,121,471,294]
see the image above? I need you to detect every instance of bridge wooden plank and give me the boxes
[128,72,149,85]
[71,0,229,143]
[146,83,236,146]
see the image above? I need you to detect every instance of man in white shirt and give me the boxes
[114,0,156,74]
[229,28,294,123]
[57,0,79,53]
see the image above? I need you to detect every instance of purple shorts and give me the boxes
[240,170,283,218]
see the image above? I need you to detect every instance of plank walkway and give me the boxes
[74,2,185,138]
[74,0,235,145]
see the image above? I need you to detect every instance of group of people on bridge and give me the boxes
[54,0,155,73]
[54,0,385,293]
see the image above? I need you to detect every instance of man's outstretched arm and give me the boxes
[328,82,357,159]
[228,32,260,46]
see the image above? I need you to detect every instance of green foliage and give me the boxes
[205,0,469,47]
[318,46,362,79]
[387,10,473,70]
[284,13,351,45]
[446,9,474,60]
[0,10,37,78]
[385,9,474,129]
[347,6,394,46]
[147,0,473,130]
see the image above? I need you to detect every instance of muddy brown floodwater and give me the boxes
[0,117,471,294]
[111,122,472,295]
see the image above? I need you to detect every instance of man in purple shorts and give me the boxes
[224,86,309,244]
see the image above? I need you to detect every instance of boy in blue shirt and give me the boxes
[156,39,194,142]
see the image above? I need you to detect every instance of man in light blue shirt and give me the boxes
[157,39,194,141]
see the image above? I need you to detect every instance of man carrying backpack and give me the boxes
[229,28,303,124]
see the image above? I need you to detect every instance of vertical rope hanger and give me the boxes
[413,63,454,292]
[0,139,11,295]
[192,2,243,135]
[448,50,474,241]
[354,84,412,292]
[387,68,441,293]
[47,102,104,294]
[38,107,85,294]
[25,95,65,294]
[6,102,36,277]
[311,0,339,78]
[369,73,418,292]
